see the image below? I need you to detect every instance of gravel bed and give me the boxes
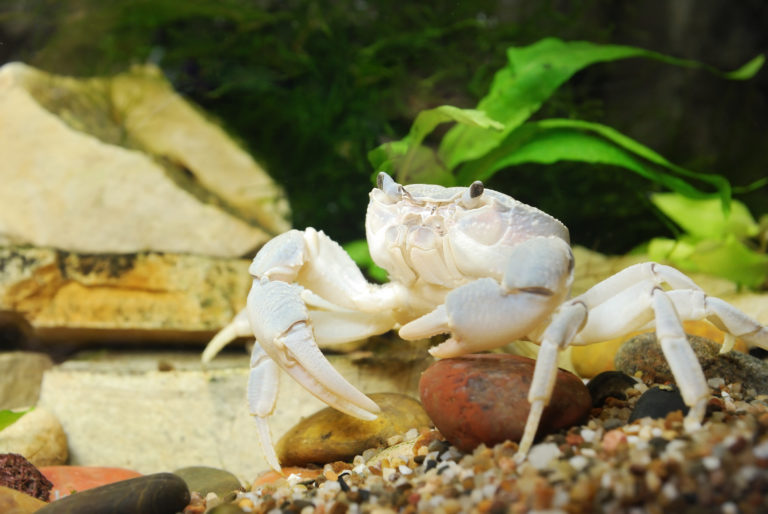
[217,380,768,513]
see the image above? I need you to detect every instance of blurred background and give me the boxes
[1,0,766,254]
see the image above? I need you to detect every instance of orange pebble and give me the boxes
[601,429,628,453]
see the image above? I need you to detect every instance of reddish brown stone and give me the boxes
[0,453,52,501]
[419,354,591,452]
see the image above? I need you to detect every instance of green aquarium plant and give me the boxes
[0,407,33,431]
[349,38,764,284]
[644,193,768,289]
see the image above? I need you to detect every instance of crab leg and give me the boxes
[517,301,588,457]
[650,288,709,431]
[247,344,282,472]
[663,290,768,351]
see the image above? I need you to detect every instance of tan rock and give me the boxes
[0,407,68,467]
[276,392,432,467]
[0,246,250,342]
[0,486,48,514]
[0,62,290,257]
[0,352,53,409]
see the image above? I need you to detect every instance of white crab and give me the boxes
[202,172,768,472]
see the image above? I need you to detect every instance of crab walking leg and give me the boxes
[650,289,709,430]
[516,301,588,458]
[246,278,380,420]
[575,262,702,308]
[202,308,252,363]
[247,344,282,472]
[664,290,768,351]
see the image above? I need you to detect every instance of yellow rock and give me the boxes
[572,320,747,378]
[276,393,431,467]
[0,486,47,514]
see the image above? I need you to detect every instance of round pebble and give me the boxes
[419,354,591,452]
[628,384,689,423]
[587,371,640,407]
[276,392,432,467]
[173,466,241,501]
[35,472,190,514]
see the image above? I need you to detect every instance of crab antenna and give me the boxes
[376,172,401,198]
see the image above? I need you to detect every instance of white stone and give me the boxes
[0,62,290,257]
[527,442,561,470]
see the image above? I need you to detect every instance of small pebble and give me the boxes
[587,371,639,407]
[172,466,241,501]
[628,385,689,423]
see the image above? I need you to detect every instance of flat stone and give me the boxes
[0,408,67,467]
[419,354,591,452]
[0,247,250,343]
[40,466,142,500]
[616,333,768,394]
[0,485,48,514]
[172,466,241,500]
[0,352,53,409]
[36,472,189,514]
[37,346,429,480]
[0,62,289,257]
[276,393,430,467]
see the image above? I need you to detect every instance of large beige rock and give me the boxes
[0,246,250,342]
[0,352,53,408]
[0,62,290,257]
[37,346,431,480]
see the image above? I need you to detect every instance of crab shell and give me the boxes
[365,179,570,289]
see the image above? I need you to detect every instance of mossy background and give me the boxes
[1,0,766,254]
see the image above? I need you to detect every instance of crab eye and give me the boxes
[460,180,484,208]
[376,172,402,200]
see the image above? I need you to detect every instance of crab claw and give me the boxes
[247,278,381,420]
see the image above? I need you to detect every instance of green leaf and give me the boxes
[439,38,763,170]
[0,408,33,431]
[650,193,759,240]
[648,235,768,288]
[456,121,728,201]
[369,105,503,185]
